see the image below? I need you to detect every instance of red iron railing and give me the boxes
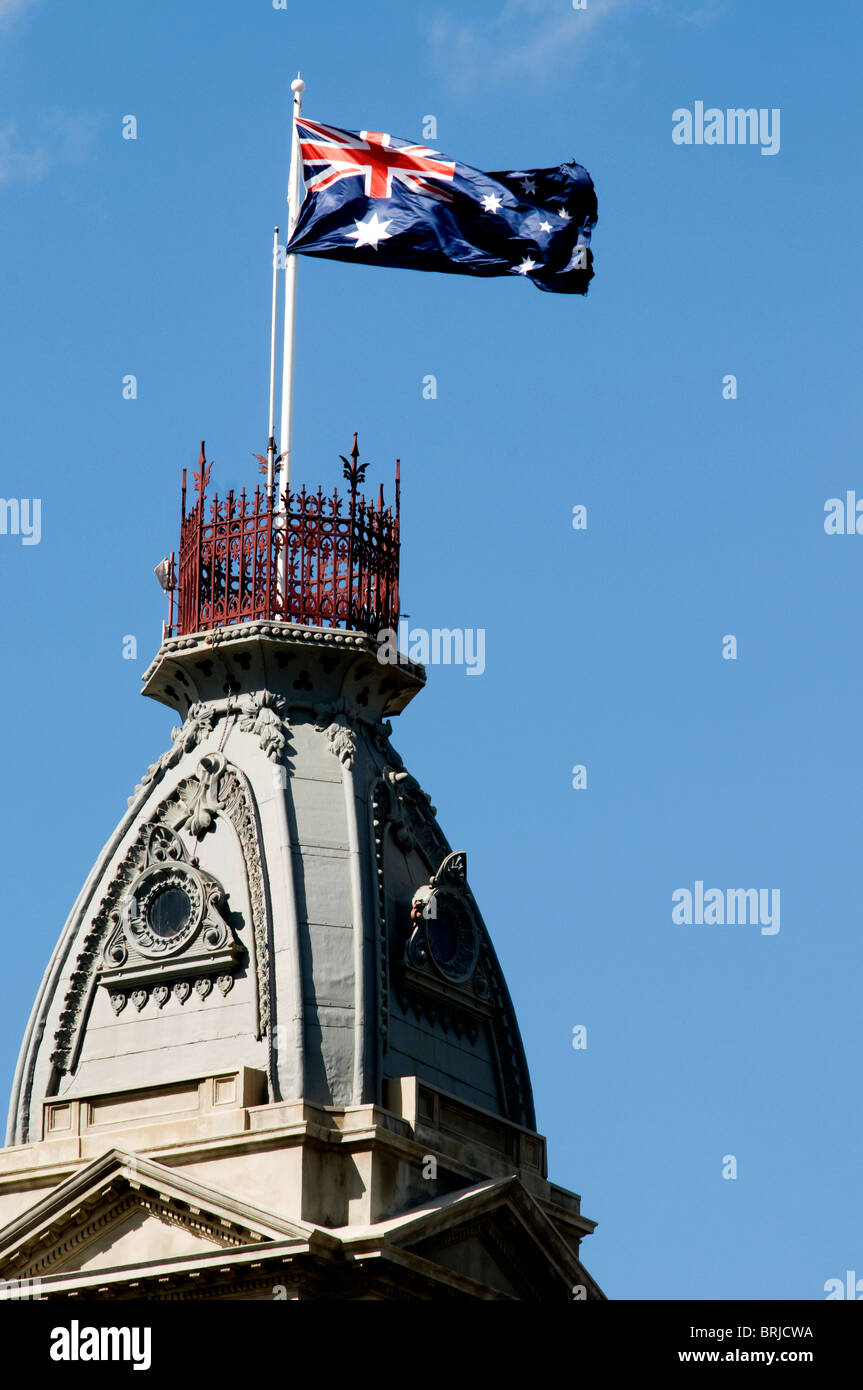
[169,435,400,638]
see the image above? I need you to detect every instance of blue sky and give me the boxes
[1,0,861,1300]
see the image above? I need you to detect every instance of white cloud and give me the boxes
[427,0,634,92]
[675,0,727,25]
[0,0,41,33]
[427,0,725,93]
[0,112,99,188]
[0,122,47,184]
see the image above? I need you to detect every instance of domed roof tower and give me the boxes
[0,438,603,1299]
[9,436,537,1134]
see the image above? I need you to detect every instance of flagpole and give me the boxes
[279,73,305,500]
[266,225,280,502]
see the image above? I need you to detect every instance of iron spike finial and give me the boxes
[340,432,370,495]
[193,441,212,498]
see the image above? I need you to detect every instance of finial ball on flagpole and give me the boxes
[291,77,305,94]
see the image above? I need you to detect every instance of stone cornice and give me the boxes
[141,621,425,721]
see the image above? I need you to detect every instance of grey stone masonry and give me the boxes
[7,621,534,1147]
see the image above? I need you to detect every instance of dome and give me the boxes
[0,443,601,1302]
[7,618,533,1144]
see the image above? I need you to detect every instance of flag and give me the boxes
[285,117,597,295]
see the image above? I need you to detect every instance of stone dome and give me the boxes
[7,620,534,1145]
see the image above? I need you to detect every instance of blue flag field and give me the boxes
[286,117,598,295]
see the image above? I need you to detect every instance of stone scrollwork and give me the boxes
[128,691,291,809]
[407,852,484,991]
[324,719,357,768]
[312,703,358,769]
[98,823,244,1016]
[172,701,219,756]
[371,763,449,1052]
[128,701,219,805]
[371,719,393,753]
[214,763,271,1040]
[380,764,444,863]
[53,751,273,1074]
[175,752,236,838]
[238,690,289,762]
[370,752,538,1130]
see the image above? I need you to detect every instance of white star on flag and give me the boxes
[516,257,538,275]
[481,191,503,213]
[347,212,393,249]
[520,177,537,195]
[558,207,571,220]
[539,219,553,233]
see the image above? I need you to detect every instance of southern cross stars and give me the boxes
[347,212,393,248]
[481,191,503,213]
[538,219,553,233]
[516,256,538,275]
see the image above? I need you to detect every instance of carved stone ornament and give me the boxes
[322,717,357,769]
[378,764,444,862]
[237,690,289,762]
[406,852,483,987]
[53,753,273,1082]
[128,701,218,805]
[98,823,244,1012]
[371,761,449,1052]
[371,776,535,1129]
[128,692,290,807]
[175,752,233,838]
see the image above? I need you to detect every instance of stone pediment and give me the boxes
[0,1149,314,1285]
[339,1176,604,1301]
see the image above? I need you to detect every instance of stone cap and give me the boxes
[142,620,425,721]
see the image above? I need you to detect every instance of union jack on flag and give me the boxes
[297,117,456,201]
[286,116,597,295]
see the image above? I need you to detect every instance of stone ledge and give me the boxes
[0,1074,596,1241]
[141,621,425,719]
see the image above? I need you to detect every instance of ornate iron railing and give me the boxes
[167,435,400,638]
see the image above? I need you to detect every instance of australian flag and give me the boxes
[285,117,597,295]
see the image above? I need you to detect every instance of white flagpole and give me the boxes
[279,74,305,500]
[266,225,280,502]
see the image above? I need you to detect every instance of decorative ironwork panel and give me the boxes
[172,441,400,639]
